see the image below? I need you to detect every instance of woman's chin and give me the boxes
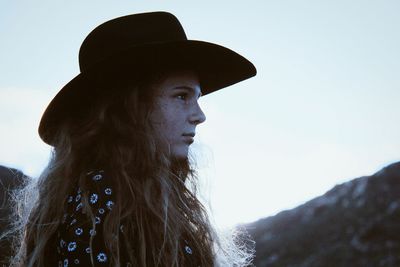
[171,146,189,160]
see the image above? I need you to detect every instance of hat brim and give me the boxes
[39,40,256,145]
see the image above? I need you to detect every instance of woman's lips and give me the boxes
[182,135,194,144]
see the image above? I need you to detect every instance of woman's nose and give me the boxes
[190,102,206,125]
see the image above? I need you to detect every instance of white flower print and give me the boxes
[75,202,83,212]
[92,174,103,181]
[90,229,97,236]
[98,208,105,215]
[75,194,81,202]
[74,259,80,264]
[90,193,98,204]
[184,245,193,255]
[104,188,112,195]
[95,216,101,224]
[63,259,68,267]
[85,247,91,254]
[75,227,83,236]
[67,241,77,252]
[106,200,114,210]
[97,252,107,262]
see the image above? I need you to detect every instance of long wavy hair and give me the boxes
[11,70,254,266]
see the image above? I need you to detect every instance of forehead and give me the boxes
[152,70,201,95]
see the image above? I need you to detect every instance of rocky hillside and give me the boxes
[0,166,28,265]
[245,162,400,267]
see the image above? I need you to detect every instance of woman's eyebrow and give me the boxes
[173,86,203,98]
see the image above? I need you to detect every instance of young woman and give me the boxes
[12,12,256,266]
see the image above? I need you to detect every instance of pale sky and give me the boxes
[1,0,400,228]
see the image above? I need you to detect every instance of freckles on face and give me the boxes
[149,71,206,159]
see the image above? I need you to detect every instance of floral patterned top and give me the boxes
[55,170,196,266]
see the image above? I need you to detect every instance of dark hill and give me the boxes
[245,162,400,267]
[0,166,29,265]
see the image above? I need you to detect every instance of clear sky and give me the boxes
[1,0,400,228]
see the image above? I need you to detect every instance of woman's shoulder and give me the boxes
[65,169,115,214]
[83,169,114,192]
[57,169,117,266]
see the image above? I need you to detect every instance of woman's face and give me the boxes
[149,71,206,159]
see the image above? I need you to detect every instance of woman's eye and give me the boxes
[176,94,187,100]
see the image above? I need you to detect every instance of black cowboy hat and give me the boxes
[39,11,256,145]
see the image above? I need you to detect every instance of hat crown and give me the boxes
[78,12,187,72]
